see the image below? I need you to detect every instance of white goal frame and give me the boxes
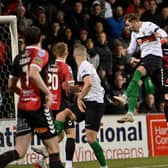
[0,15,18,118]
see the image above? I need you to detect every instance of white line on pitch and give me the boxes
[128,164,168,168]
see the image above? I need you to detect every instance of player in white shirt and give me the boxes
[116,13,168,123]
[55,44,108,168]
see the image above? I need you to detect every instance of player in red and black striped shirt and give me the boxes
[0,26,63,168]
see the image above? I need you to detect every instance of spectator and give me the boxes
[106,5,126,39]
[16,5,32,34]
[33,11,49,39]
[55,10,69,35]
[89,2,106,37]
[106,71,127,114]
[86,38,100,69]
[92,0,113,18]
[141,0,164,27]
[124,0,141,15]
[79,29,89,45]
[118,26,131,48]
[68,1,89,39]
[97,65,111,94]
[95,32,113,78]
[2,0,19,15]
[44,22,61,50]
[112,41,130,74]
[93,21,104,41]
[161,7,168,28]
[61,27,75,57]
[25,1,57,25]
[55,0,72,18]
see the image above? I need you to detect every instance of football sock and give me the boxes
[144,76,155,94]
[126,70,142,113]
[0,150,19,168]
[65,138,75,168]
[49,153,64,168]
[54,120,64,136]
[65,160,73,168]
[90,141,107,167]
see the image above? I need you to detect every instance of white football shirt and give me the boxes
[127,21,167,58]
[77,60,105,103]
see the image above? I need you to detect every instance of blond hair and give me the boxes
[52,42,68,57]
[73,44,87,58]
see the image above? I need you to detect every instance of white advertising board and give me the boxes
[73,115,148,161]
[0,115,148,164]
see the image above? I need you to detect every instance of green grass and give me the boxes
[6,156,168,168]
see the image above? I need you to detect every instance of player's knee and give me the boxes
[56,111,65,121]
[86,134,96,144]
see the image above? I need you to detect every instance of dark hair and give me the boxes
[24,26,42,46]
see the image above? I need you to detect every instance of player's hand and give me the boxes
[129,57,140,67]
[44,92,52,108]
[77,97,86,112]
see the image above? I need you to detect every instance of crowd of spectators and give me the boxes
[0,0,168,116]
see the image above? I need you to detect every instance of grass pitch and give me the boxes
[6,156,168,168]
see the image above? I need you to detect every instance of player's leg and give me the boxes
[86,129,107,168]
[64,122,76,168]
[43,137,63,168]
[0,134,32,168]
[143,76,156,111]
[85,101,107,168]
[117,65,147,123]
[34,107,64,168]
[0,111,32,168]
[55,108,77,135]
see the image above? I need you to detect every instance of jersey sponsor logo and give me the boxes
[38,50,45,57]
[34,127,48,133]
[33,57,43,64]
[137,34,156,45]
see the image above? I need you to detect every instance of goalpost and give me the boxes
[0,15,18,119]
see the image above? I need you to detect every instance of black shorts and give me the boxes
[16,106,57,140]
[140,55,162,76]
[70,100,105,132]
[141,55,163,91]
[52,110,75,130]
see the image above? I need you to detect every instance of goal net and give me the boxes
[0,15,18,118]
